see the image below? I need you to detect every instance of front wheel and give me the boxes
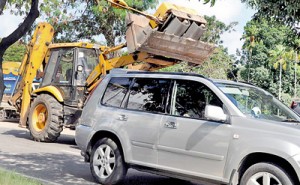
[28,94,63,142]
[90,138,127,185]
[240,162,293,185]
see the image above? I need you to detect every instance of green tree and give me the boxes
[241,23,259,82]
[42,0,158,45]
[0,0,39,103]
[201,15,237,45]
[199,0,300,32]
[160,47,234,79]
[269,45,293,100]
[238,18,298,105]
[3,42,26,62]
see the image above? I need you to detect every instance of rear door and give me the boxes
[157,79,232,180]
[112,77,171,167]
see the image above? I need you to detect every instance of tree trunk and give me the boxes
[295,51,298,98]
[0,52,4,105]
[0,0,39,103]
[0,0,7,15]
[279,62,282,100]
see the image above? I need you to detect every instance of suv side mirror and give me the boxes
[205,105,227,122]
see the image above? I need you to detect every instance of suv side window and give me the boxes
[172,80,222,119]
[127,78,171,114]
[102,77,131,108]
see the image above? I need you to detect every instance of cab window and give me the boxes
[78,48,98,78]
[41,50,59,86]
[54,49,74,84]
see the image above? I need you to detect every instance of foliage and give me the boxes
[161,47,234,79]
[239,66,271,89]
[49,0,157,45]
[3,42,26,62]
[3,0,158,45]
[0,0,39,103]
[238,18,299,104]
[201,15,237,45]
[241,0,300,29]
[199,0,300,34]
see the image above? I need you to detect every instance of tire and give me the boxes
[0,110,6,120]
[240,162,293,185]
[90,138,127,185]
[28,94,63,142]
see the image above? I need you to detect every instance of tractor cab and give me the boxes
[36,43,100,126]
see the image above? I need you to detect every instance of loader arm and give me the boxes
[86,49,176,91]
[10,23,54,126]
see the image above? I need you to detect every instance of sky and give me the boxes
[0,0,256,55]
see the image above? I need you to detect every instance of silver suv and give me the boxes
[75,69,300,185]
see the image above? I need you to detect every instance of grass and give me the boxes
[0,168,42,185]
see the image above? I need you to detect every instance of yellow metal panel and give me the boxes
[150,2,198,28]
[86,52,149,87]
[14,22,54,126]
[86,54,109,86]
[33,86,64,102]
[49,42,106,50]
[2,62,21,75]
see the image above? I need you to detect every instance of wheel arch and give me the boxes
[238,152,299,184]
[32,86,64,103]
[88,130,126,162]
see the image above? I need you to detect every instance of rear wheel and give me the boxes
[240,162,293,185]
[90,138,127,185]
[28,94,63,142]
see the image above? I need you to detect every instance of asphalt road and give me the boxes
[0,120,203,185]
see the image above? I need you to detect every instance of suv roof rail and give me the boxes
[109,68,206,78]
[109,68,137,74]
[126,70,206,78]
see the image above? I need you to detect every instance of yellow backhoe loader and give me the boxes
[9,0,215,142]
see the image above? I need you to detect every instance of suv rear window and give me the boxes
[102,77,131,107]
[127,78,171,114]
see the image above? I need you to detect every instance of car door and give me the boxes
[112,77,172,167]
[157,79,232,180]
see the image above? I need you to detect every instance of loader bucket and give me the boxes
[126,10,216,65]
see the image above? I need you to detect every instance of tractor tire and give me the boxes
[28,94,63,142]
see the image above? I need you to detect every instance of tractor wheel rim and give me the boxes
[32,104,48,132]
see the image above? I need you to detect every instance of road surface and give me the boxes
[0,120,203,185]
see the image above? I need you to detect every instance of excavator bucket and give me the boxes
[125,3,216,65]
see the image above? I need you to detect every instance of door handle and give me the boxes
[117,114,128,121]
[164,122,177,129]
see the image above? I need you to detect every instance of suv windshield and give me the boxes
[216,83,300,122]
